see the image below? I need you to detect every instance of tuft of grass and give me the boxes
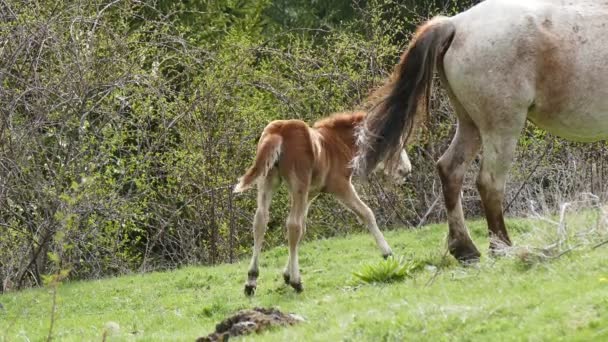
[497,195,608,269]
[352,255,420,284]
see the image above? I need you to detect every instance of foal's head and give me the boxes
[375,149,411,184]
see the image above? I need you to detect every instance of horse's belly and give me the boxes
[528,109,608,142]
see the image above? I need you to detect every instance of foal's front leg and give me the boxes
[335,181,392,258]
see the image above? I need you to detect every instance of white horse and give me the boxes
[235,111,411,295]
[355,0,608,262]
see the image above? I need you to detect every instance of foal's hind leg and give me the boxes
[283,186,309,293]
[334,181,392,258]
[244,171,277,296]
[283,193,315,285]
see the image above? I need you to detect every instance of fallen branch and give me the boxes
[418,195,440,228]
[592,239,608,249]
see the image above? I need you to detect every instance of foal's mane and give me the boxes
[312,111,366,130]
[312,111,366,160]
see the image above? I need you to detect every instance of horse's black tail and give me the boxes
[354,17,455,177]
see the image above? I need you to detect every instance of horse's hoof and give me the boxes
[488,246,508,258]
[290,282,303,293]
[489,238,512,257]
[244,284,256,296]
[248,269,259,278]
[449,241,481,265]
[283,273,290,285]
[458,254,480,266]
[382,252,393,260]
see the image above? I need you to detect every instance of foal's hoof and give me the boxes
[382,252,393,260]
[290,282,303,293]
[283,273,290,285]
[244,284,256,297]
[449,241,481,265]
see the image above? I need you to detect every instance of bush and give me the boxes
[1,0,606,290]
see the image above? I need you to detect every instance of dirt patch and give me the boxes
[196,307,304,341]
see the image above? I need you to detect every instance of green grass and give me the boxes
[1,217,607,341]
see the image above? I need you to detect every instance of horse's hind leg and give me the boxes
[244,170,277,296]
[477,124,525,254]
[334,181,392,258]
[436,109,482,263]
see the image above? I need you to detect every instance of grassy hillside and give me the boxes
[1,215,607,341]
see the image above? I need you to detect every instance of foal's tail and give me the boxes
[354,17,456,177]
[234,132,282,193]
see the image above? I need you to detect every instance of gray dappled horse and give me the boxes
[355,0,608,262]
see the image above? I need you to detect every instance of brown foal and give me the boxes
[234,111,411,295]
